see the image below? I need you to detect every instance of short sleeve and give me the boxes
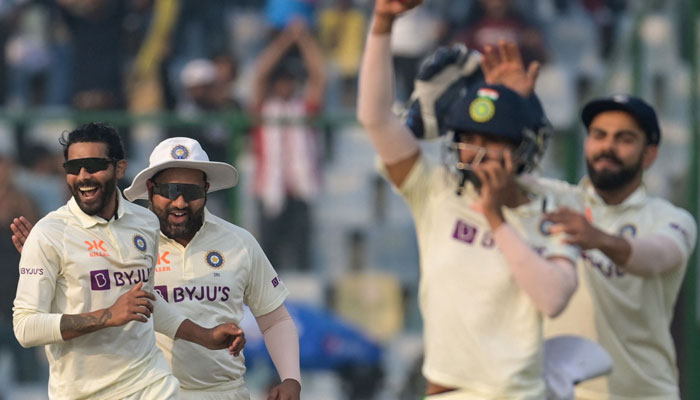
[243,233,289,317]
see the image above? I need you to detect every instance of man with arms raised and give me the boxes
[358,1,579,397]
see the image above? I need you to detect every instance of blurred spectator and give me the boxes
[264,0,319,32]
[171,58,237,218]
[451,0,549,66]
[390,7,441,102]
[57,0,129,110]
[4,1,51,109]
[14,143,67,216]
[318,0,367,109]
[165,0,232,108]
[564,0,626,59]
[332,229,404,343]
[212,52,242,110]
[179,58,221,112]
[126,0,179,113]
[0,151,39,382]
[250,20,325,271]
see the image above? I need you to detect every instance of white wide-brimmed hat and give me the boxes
[124,137,238,201]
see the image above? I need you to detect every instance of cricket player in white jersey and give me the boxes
[357,1,580,398]
[542,96,697,399]
[13,135,302,399]
[122,136,301,400]
[12,123,245,399]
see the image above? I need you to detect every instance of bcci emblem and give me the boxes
[171,145,189,160]
[206,251,224,269]
[133,235,147,252]
[619,224,637,238]
[469,97,495,123]
[539,220,553,236]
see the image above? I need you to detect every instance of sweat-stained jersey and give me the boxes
[388,155,578,399]
[13,193,184,400]
[542,177,697,400]
[153,208,289,394]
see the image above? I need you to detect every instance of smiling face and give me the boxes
[65,142,125,219]
[584,110,657,192]
[147,168,209,246]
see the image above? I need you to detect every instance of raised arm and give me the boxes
[475,152,577,318]
[357,0,422,188]
[290,20,327,107]
[251,27,298,109]
[480,40,540,98]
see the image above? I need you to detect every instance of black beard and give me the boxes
[586,151,643,191]
[153,202,205,241]
[70,175,117,216]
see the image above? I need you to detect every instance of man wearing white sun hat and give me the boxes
[12,134,301,399]
[123,136,301,400]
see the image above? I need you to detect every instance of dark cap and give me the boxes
[444,84,542,143]
[581,95,661,145]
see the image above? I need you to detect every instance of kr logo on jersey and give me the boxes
[156,251,171,272]
[85,240,109,257]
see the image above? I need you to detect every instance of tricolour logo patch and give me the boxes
[206,251,224,269]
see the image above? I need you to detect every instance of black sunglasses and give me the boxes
[63,158,114,175]
[151,182,206,202]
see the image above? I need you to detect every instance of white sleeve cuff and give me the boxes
[13,311,64,348]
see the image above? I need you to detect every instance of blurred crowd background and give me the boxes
[0,0,698,399]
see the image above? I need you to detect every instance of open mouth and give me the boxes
[169,210,189,224]
[594,158,622,170]
[77,185,101,202]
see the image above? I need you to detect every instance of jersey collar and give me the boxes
[579,176,648,209]
[68,190,127,228]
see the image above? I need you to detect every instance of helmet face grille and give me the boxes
[441,123,551,193]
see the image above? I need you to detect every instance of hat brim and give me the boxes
[124,160,238,201]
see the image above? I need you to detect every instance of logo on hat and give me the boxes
[469,97,495,123]
[171,145,190,160]
[133,235,147,252]
[206,251,224,269]
[613,94,629,103]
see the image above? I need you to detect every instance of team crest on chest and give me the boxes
[619,224,637,238]
[133,235,147,252]
[171,144,190,159]
[206,251,224,269]
[539,220,553,236]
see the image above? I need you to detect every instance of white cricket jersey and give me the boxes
[153,208,289,393]
[392,155,578,399]
[543,177,697,400]
[13,193,184,400]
